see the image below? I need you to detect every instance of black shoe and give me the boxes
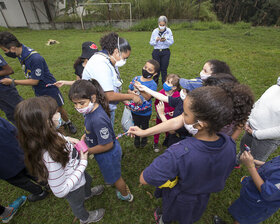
[65,121,77,134]
[162,136,169,148]
[141,138,147,148]
[134,137,140,148]
[213,215,227,224]
[27,190,49,202]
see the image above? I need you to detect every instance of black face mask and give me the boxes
[5,51,17,58]
[142,68,154,79]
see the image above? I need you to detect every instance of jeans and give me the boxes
[152,49,171,85]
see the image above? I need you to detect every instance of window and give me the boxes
[0,2,7,10]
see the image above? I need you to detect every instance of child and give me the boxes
[127,59,158,148]
[179,59,232,91]
[54,41,98,87]
[153,74,180,152]
[69,79,133,202]
[14,97,105,223]
[135,83,254,224]
[228,151,280,224]
[0,31,76,134]
[0,54,23,124]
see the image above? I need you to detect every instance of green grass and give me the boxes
[0,24,280,224]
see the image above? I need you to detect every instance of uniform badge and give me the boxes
[100,127,109,139]
[35,68,42,76]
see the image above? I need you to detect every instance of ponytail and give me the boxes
[89,79,110,118]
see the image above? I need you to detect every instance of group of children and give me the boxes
[0,30,280,224]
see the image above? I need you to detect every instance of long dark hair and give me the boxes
[73,57,85,70]
[14,97,69,182]
[187,83,254,135]
[68,79,110,117]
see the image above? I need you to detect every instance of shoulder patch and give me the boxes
[100,127,109,139]
[35,68,42,76]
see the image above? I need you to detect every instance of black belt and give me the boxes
[155,48,169,52]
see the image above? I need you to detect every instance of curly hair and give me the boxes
[14,97,69,182]
[100,32,131,55]
[187,83,254,135]
[207,59,232,75]
[203,73,238,86]
[0,32,22,48]
[68,79,110,118]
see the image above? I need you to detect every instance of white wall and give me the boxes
[0,0,27,27]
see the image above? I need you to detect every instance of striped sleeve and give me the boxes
[43,152,88,198]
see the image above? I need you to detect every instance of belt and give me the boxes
[156,48,169,52]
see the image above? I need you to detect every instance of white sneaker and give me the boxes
[80,209,105,223]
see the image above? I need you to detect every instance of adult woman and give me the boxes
[150,16,174,85]
[82,32,141,126]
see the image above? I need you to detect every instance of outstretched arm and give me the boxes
[128,114,184,137]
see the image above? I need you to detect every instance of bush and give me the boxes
[90,25,118,32]
[233,21,252,29]
[191,21,223,30]
[130,18,157,31]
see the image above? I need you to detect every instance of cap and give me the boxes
[81,41,98,59]
[179,78,203,91]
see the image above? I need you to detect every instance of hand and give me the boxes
[133,89,140,95]
[134,82,147,92]
[156,101,165,116]
[156,37,161,42]
[240,151,255,168]
[54,81,65,88]
[79,148,88,161]
[127,126,145,137]
[131,94,142,105]
[244,122,253,135]
[81,134,86,142]
[67,137,80,144]
[0,78,12,85]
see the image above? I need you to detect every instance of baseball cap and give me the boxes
[81,41,98,59]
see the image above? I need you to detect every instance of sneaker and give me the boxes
[80,209,105,224]
[134,137,140,148]
[213,215,227,224]
[27,190,49,202]
[141,138,148,148]
[2,196,27,223]
[154,207,162,224]
[154,143,160,153]
[116,185,133,202]
[66,121,77,134]
[85,185,104,200]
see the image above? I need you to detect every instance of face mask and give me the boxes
[115,57,126,67]
[142,68,153,79]
[180,89,187,101]
[183,120,199,136]
[200,70,211,80]
[76,102,94,115]
[52,112,63,129]
[5,51,17,58]
[159,25,166,30]
[277,77,280,86]
[163,82,173,92]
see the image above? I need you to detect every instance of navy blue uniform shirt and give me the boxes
[0,117,25,179]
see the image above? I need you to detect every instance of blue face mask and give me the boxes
[163,82,173,92]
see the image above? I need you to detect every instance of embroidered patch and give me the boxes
[100,127,109,139]
[35,68,41,76]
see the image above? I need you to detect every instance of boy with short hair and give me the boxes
[126,59,159,148]
[0,31,76,133]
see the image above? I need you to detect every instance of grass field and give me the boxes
[0,24,280,224]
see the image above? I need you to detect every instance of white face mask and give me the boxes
[115,57,126,67]
[200,70,211,80]
[183,120,199,136]
[180,89,187,101]
[52,112,63,129]
[159,25,166,30]
[76,102,94,115]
